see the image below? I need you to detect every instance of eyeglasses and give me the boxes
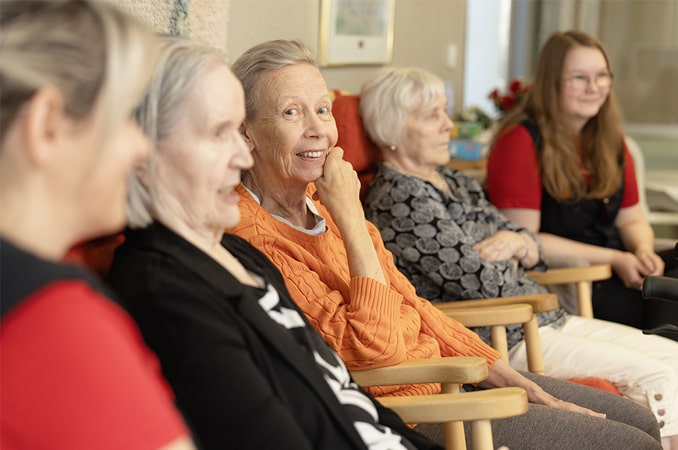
[564,72,613,91]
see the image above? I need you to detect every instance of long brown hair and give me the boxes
[492,30,624,201]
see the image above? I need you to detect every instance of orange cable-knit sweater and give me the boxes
[229,184,501,397]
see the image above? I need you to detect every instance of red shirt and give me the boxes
[1,281,188,450]
[487,124,639,210]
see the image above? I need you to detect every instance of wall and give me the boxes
[112,0,229,51]
[227,0,467,108]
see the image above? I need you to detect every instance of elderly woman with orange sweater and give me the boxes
[228,38,661,449]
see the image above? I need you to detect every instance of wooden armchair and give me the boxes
[437,294,557,375]
[436,288,622,394]
[352,357,527,450]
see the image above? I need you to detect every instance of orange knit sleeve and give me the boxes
[231,185,412,369]
[366,220,503,367]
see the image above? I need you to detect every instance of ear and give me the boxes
[134,158,149,187]
[22,87,66,167]
[239,121,256,151]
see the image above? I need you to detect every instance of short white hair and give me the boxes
[231,39,316,121]
[359,67,445,149]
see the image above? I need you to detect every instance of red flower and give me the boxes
[488,78,529,115]
[500,95,517,111]
[509,79,522,93]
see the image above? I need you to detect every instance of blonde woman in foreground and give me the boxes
[0,2,194,449]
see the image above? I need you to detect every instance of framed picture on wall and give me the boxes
[318,0,396,66]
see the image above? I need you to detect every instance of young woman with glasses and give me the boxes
[486,30,678,346]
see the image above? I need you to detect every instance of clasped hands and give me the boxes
[612,247,665,290]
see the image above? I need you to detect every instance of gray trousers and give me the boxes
[414,372,661,450]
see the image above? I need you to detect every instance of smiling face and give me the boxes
[154,64,253,235]
[242,63,337,189]
[392,92,453,175]
[560,45,612,132]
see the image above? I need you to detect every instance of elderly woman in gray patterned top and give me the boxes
[360,67,678,432]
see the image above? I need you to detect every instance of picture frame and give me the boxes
[318,0,396,67]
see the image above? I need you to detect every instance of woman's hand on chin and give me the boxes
[315,147,363,221]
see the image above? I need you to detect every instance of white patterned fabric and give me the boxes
[257,283,415,450]
[363,163,566,349]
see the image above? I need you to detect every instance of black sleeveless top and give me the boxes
[521,120,625,251]
[0,238,114,319]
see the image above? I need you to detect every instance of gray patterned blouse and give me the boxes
[363,164,566,349]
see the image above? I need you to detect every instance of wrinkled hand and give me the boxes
[526,385,606,419]
[610,251,648,289]
[548,398,606,419]
[474,230,523,262]
[314,147,364,224]
[485,359,606,421]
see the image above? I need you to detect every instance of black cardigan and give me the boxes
[107,223,441,450]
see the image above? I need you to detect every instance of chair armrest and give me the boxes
[443,304,533,328]
[379,382,528,450]
[434,293,558,314]
[378,387,528,424]
[351,356,488,388]
[351,354,526,450]
[527,264,611,318]
[526,264,611,285]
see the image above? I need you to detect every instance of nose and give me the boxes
[585,76,605,93]
[235,134,254,170]
[303,113,329,138]
[443,113,454,133]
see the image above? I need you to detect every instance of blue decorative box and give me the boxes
[449,139,484,161]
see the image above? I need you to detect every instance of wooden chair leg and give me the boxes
[523,315,544,375]
[490,325,509,363]
[442,382,466,450]
[470,420,493,450]
[576,281,594,318]
[446,421,466,450]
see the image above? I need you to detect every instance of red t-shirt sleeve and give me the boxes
[621,144,640,207]
[0,281,189,450]
[486,124,543,210]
